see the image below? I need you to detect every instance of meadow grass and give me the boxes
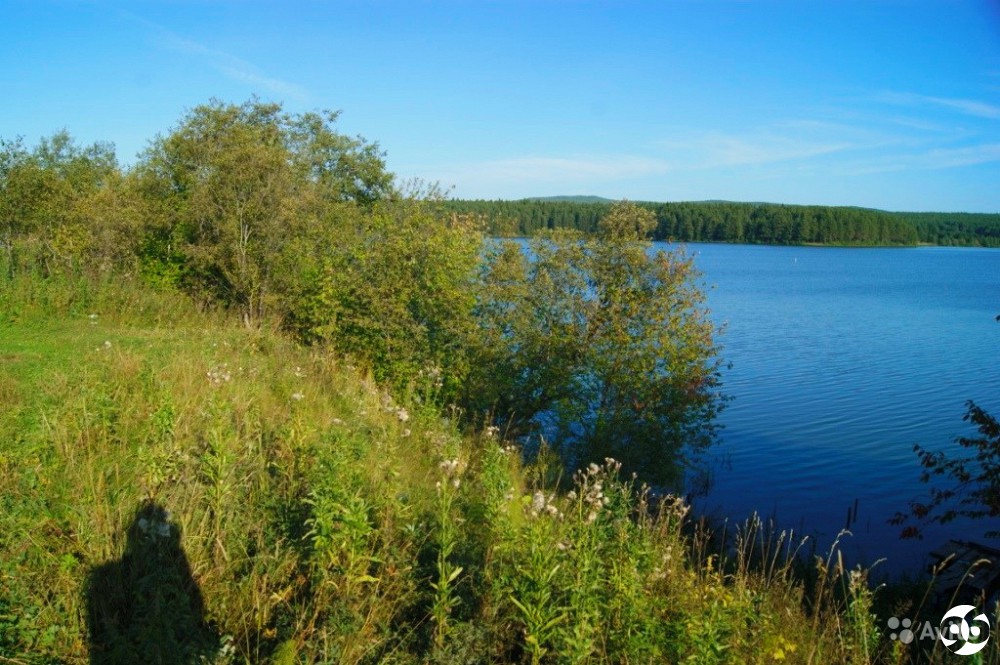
[1,273,996,664]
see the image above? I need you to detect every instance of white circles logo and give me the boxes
[886,617,915,644]
[939,604,991,656]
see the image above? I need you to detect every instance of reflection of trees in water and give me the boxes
[86,502,219,664]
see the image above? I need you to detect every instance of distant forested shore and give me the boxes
[442,199,1000,247]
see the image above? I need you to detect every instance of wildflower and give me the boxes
[848,567,865,591]
[332,418,345,425]
[531,491,546,513]
[439,458,460,476]
[421,364,444,390]
[402,428,411,437]
[103,340,112,349]
[294,366,306,378]
[291,392,304,401]
[396,407,410,423]
[207,364,231,385]
[485,425,500,438]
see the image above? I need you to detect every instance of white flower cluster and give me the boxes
[381,396,410,423]
[429,431,453,453]
[657,494,690,523]
[419,364,444,390]
[484,425,500,439]
[848,567,866,593]
[437,457,462,490]
[571,458,621,524]
[207,363,231,385]
[527,490,562,520]
[651,545,675,581]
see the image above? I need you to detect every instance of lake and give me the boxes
[680,242,1000,576]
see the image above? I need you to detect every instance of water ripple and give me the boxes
[682,243,1000,574]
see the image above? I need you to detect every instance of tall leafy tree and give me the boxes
[0,131,122,275]
[468,201,724,486]
[290,196,482,400]
[133,98,393,324]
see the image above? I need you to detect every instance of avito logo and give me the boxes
[939,604,991,656]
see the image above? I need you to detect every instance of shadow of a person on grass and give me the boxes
[85,501,219,664]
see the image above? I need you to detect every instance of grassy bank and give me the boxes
[0,273,991,664]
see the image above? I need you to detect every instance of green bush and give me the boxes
[467,201,725,485]
[290,200,481,402]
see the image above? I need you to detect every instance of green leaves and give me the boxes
[133,98,394,325]
[893,400,1000,539]
[469,201,724,486]
[291,202,482,402]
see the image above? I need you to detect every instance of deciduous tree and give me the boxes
[133,98,393,324]
[468,201,724,485]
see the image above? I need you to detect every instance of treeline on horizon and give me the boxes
[442,198,1000,247]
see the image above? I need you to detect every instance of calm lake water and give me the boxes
[680,243,1000,576]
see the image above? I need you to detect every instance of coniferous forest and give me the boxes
[442,198,1000,247]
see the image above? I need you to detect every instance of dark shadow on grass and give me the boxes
[85,501,219,664]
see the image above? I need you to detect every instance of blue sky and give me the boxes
[2,1,998,211]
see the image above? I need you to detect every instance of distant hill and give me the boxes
[521,195,615,204]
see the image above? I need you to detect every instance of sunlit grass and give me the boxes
[1,273,997,664]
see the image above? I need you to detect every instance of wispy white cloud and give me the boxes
[126,11,308,102]
[838,143,1000,176]
[431,106,997,198]
[878,91,1000,120]
[667,133,854,168]
[920,143,1000,168]
[881,115,953,133]
[656,121,875,170]
[654,107,1000,179]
